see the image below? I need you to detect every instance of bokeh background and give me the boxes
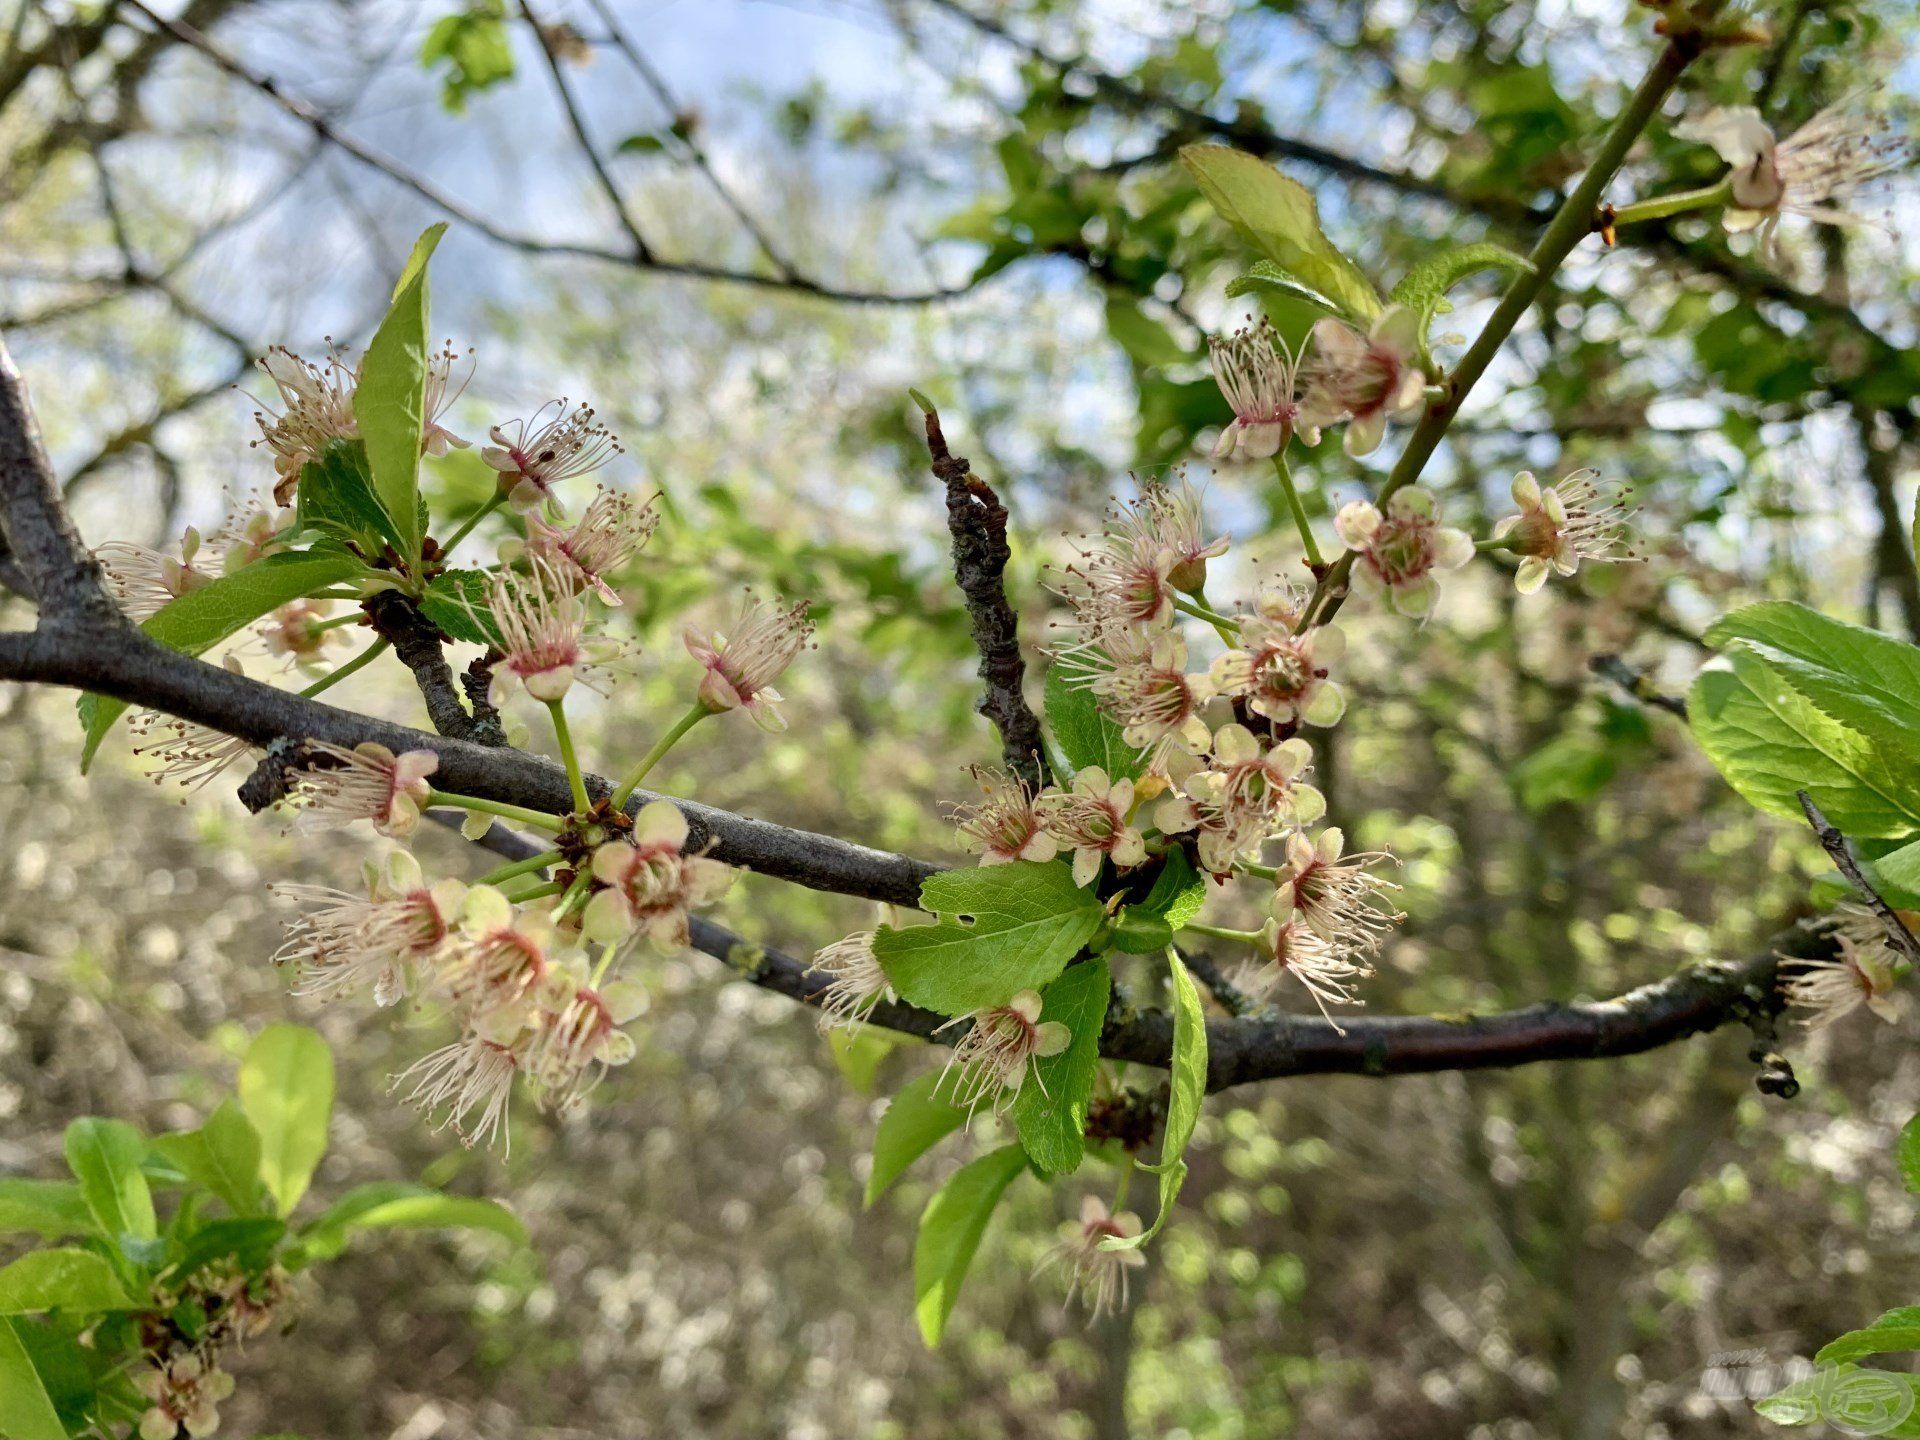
[3,1,1920,1435]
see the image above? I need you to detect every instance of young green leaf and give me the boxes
[1179,145,1382,325]
[63,1119,155,1246]
[1134,850,1208,931]
[1900,1114,1920,1195]
[1388,242,1533,347]
[1816,1306,1920,1366]
[0,1250,136,1316]
[419,3,514,113]
[355,224,448,563]
[865,1071,967,1208]
[826,1028,901,1097]
[0,1182,96,1242]
[168,1218,287,1281]
[0,1318,67,1440]
[873,863,1105,1017]
[1044,665,1149,783]
[913,1144,1028,1347]
[419,567,502,646]
[1013,959,1111,1176]
[295,441,407,554]
[152,1099,265,1218]
[1688,653,1920,838]
[78,549,369,771]
[237,1025,335,1217]
[1103,948,1208,1253]
[294,1182,525,1264]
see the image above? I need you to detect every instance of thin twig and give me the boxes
[1589,654,1688,719]
[1795,790,1920,965]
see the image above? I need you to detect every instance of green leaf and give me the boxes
[419,568,501,646]
[1512,734,1615,812]
[1224,261,1342,317]
[1012,959,1111,1176]
[1108,911,1175,954]
[826,1029,901,1097]
[0,1318,67,1440]
[913,1144,1028,1348]
[1044,665,1149,783]
[1104,949,1207,1252]
[0,1183,95,1242]
[62,1119,154,1245]
[1388,242,1533,347]
[237,1025,335,1217]
[295,1183,525,1264]
[1818,1307,1920,1366]
[151,1100,264,1217]
[295,441,405,554]
[355,224,447,563]
[1179,145,1381,324]
[873,863,1105,1017]
[419,3,514,114]
[1901,1115,1920,1195]
[865,1072,967,1208]
[1134,850,1208,930]
[168,1218,287,1280]
[1688,653,1920,838]
[1103,297,1189,367]
[0,1251,135,1315]
[78,549,369,771]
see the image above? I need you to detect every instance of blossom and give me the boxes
[482,556,594,705]
[1333,486,1475,617]
[420,339,475,459]
[952,766,1061,866]
[1052,478,1224,652]
[136,1352,235,1440]
[1156,724,1324,876]
[269,852,466,1006]
[1209,598,1346,728]
[1300,306,1428,457]
[524,979,645,1114]
[212,501,295,572]
[808,929,892,1031]
[440,885,569,1022]
[130,705,260,793]
[1781,934,1901,1028]
[1209,318,1319,461]
[1491,469,1635,594]
[483,400,621,513]
[1042,1195,1147,1319]
[1271,828,1400,954]
[522,486,659,603]
[1036,766,1149,887]
[938,989,1070,1115]
[1071,630,1214,761]
[251,345,360,504]
[393,1033,522,1153]
[287,741,438,838]
[583,800,735,949]
[95,529,214,621]
[1253,910,1371,1028]
[684,596,814,730]
[1676,95,1912,256]
[262,598,350,671]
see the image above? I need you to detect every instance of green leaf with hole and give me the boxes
[63,1119,154,1247]
[1180,144,1381,324]
[1044,665,1148,782]
[0,1183,95,1243]
[152,1100,264,1218]
[0,1318,67,1440]
[0,1250,135,1316]
[913,1144,1027,1348]
[238,1025,335,1217]
[866,1071,967,1208]
[78,548,368,771]
[1103,949,1207,1253]
[1013,959,1111,1176]
[873,863,1105,1017]
[355,224,447,564]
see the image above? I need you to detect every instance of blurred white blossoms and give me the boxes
[270,851,465,1006]
[683,596,814,730]
[483,399,622,513]
[1301,306,1428,456]
[1676,94,1913,257]
[262,598,350,673]
[136,1351,235,1440]
[938,989,1070,1115]
[1492,469,1635,593]
[583,800,735,949]
[1035,766,1150,887]
[288,741,438,838]
[521,486,658,604]
[1334,486,1475,618]
[1208,318,1318,460]
[1044,1195,1146,1318]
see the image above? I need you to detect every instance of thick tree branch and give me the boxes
[921,402,1049,788]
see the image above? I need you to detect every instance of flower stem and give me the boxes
[1607,176,1733,228]
[439,492,505,561]
[1272,452,1324,567]
[589,942,620,988]
[1234,859,1279,881]
[298,638,389,697]
[1179,920,1265,945]
[546,698,590,814]
[610,702,709,808]
[311,612,364,633]
[476,848,563,886]
[1171,592,1240,647]
[501,879,563,903]
[425,790,565,832]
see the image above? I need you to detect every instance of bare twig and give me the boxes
[362,590,502,745]
[1589,654,1688,719]
[919,399,1049,789]
[1795,790,1920,965]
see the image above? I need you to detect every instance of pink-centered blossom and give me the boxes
[482,556,593,705]
[582,800,735,949]
[1209,318,1319,461]
[1209,600,1346,728]
[270,851,466,1006]
[1491,469,1635,594]
[684,596,814,731]
[95,529,215,622]
[1254,911,1371,1029]
[439,885,570,1024]
[808,930,893,1031]
[251,345,360,505]
[393,1033,522,1154]
[1783,932,1902,1028]
[524,979,645,1115]
[522,486,659,604]
[1042,1195,1147,1319]
[1300,306,1428,457]
[938,988,1071,1116]
[288,741,438,838]
[1068,631,1214,763]
[1036,766,1150,888]
[1271,828,1400,955]
[483,400,621,513]
[953,766,1061,866]
[1333,486,1475,618]
[1156,724,1324,876]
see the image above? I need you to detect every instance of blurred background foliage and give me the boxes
[2,0,1919,1436]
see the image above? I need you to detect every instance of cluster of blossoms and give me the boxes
[133,1264,292,1439]
[1782,900,1911,1029]
[1209,310,1428,461]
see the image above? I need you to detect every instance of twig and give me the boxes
[918,398,1050,789]
[1589,654,1688,718]
[1795,790,1920,965]
[361,590,499,744]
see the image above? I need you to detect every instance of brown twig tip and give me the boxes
[1795,789,1920,965]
